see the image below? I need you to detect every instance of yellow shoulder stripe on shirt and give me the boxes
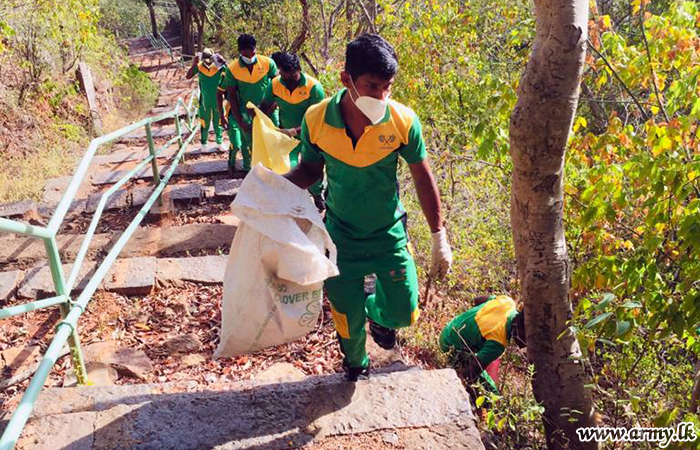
[305,98,416,168]
[197,63,220,77]
[474,296,517,347]
[228,56,271,84]
[272,75,318,104]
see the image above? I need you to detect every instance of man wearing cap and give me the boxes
[186,48,225,147]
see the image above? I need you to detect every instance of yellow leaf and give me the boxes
[134,323,151,331]
[632,0,641,14]
[595,274,606,289]
[623,240,634,250]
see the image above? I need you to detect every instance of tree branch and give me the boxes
[588,39,649,121]
[356,0,377,34]
[639,4,670,122]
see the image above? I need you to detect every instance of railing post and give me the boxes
[43,237,88,385]
[174,111,185,163]
[145,123,164,206]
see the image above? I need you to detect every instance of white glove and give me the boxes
[430,228,452,279]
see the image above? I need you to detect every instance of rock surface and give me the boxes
[14,369,483,450]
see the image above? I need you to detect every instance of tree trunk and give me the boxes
[690,364,700,413]
[147,0,158,37]
[176,0,194,57]
[509,0,598,449]
[195,8,205,53]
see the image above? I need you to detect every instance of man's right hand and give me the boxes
[220,116,228,129]
[237,117,252,132]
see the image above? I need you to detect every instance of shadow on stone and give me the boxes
[55,375,358,450]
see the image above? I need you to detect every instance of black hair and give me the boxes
[271,51,301,73]
[345,34,398,80]
[472,295,492,306]
[237,34,256,51]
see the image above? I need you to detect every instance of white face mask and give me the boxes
[349,77,388,125]
[241,55,257,65]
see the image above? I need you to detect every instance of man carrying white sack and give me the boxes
[284,34,453,382]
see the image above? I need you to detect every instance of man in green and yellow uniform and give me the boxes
[284,34,453,381]
[259,51,325,204]
[439,294,526,393]
[219,34,278,172]
[186,48,224,146]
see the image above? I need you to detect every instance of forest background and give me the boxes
[1,0,699,448]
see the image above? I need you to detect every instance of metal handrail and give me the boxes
[0,88,200,450]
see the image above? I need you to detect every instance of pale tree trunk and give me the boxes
[509,0,599,449]
[346,0,353,41]
[690,364,700,413]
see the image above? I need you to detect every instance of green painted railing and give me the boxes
[0,89,200,450]
[137,24,187,68]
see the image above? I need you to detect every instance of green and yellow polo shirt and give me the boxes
[439,295,518,367]
[300,89,426,254]
[262,73,325,129]
[220,56,277,115]
[195,63,224,108]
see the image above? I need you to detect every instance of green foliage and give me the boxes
[562,0,700,441]
[99,0,175,38]
[115,63,159,117]
[0,0,159,202]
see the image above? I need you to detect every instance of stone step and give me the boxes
[214,179,243,198]
[85,181,204,213]
[149,105,187,116]
[119,223,235,259]
[91,160,229,186]
[0,200,37,219]
[92,143,225,170]
[0,233,112,269]
[3,253,230,301]
[0,223,235,269]
[119,122,189,142]
[14,369,482,450]
[0,225,236,301]
[15,257,157,299]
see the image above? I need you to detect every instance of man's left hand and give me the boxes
[430,228,452,279]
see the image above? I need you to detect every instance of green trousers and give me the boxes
[230,109,280,171]
[289,142,322,197]
[227,114,247,170]
[199,103,222,145]
[325,245,419,368]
